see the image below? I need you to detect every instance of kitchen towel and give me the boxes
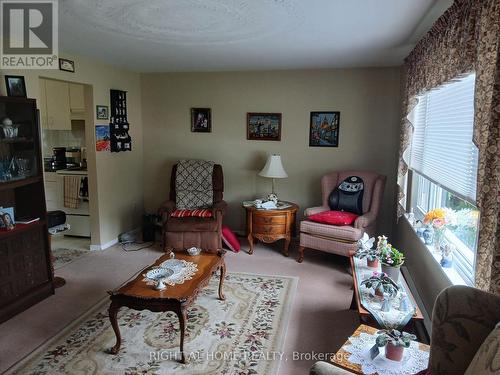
[63,175,81,209]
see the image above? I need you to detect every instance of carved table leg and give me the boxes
[108,301,121,354]
[218,261,226,301]
[297,245,305,263]
[247,234,254,255]
[283,236,291,257]
[175,306,187,364]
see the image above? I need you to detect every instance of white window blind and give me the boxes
[410,73,478,203]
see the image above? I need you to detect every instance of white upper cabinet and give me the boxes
[39,79,87,129]
[69,83,86,115]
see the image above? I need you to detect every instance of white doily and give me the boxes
[142,260,198,286]
[344,332,429,375]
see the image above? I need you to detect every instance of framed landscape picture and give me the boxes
[191,108,212,132]
[309,111,340,147]
[247,113,282,141]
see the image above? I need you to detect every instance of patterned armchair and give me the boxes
[297,170,386,263]
[159,163,226,251]
[309,285,500,375]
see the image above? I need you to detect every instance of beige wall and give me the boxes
[1,53,144,247]
[141,68,402,235]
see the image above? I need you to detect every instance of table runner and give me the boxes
[353,256,416,329]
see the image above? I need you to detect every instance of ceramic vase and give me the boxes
[385,343,404,362]
[381,264,400,283]
[423,227,434,245]
[367,258,379,268]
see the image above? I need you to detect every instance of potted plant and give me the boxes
[379,236,404,283]
[360,272,399,298]
[355,234,379,267]
[375,329,416,362]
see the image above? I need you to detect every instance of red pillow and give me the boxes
[222,225,240,252]
[171,209,213,218]
[308,210,358,226]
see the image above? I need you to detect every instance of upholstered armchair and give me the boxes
[309,285,500,375]
[159,163,226,251]
[297,171,386,262]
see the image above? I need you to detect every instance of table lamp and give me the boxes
[258,154,288,201]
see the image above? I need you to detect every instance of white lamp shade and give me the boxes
[258,154,288,178]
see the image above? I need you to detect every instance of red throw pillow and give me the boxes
[222,225,240,252]
[308,210,358,226]
[170,209,213,218]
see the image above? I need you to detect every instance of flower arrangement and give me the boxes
[423,208,448,229]
[361,272,399,298]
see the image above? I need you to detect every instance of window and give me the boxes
[408,73,479,285]
[411,172,478,285]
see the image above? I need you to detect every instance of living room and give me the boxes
[0,0,498,374]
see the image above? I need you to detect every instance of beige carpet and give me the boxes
[7,272,297,375]
[0,240,359,375]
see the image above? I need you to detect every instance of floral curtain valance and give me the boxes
[397,0,500,294]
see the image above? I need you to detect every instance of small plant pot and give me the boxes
[381,264,400,283]
[375,288,384,297]
[367,258,379,268]
[385,343,405,362]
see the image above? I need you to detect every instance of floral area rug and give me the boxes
[8,272,297,375]
[52,248,89,269]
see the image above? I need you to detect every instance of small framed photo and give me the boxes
[96,105,109,120]
[309,111,340,147]
[59,58,75,73]
[5,75,27,97]
[191,108,212,132]
[247,113,282,141]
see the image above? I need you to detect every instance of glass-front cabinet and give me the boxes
[0,98,40,182]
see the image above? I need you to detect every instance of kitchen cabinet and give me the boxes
[41,79,71,130]
[69,83,86,119]
[39,79,86,129]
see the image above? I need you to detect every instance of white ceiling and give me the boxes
[59,0,452,73]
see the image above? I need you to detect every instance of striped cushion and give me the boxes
[170,209,213,218]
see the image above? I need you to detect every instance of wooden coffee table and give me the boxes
[107,251,226,364]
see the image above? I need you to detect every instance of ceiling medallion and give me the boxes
[61,0,303,44]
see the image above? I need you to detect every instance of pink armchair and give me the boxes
[297,171,386,262]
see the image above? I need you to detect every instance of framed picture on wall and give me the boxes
[59,58,75,73]
[247,112,282,141]
[191,108,212,132]
[309,111,340,147]
[4,75,27,97]
[96,105,109,119]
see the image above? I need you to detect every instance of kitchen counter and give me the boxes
[55,169,88,176]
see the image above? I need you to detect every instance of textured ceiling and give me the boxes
[59,0,452,72]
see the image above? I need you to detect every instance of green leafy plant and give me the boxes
[375,329,416,348]
[360,273,399,298]
[380,245,405,267]
[355,247,381,262]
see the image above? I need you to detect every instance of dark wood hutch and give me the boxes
[0,96,53,323]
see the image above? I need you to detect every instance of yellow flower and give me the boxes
[424,208,446,224]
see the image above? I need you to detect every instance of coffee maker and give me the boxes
[50,147,67,170]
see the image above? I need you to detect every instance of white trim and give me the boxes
[89,237,118,251]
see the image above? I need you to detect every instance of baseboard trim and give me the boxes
[90,237,118,251]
